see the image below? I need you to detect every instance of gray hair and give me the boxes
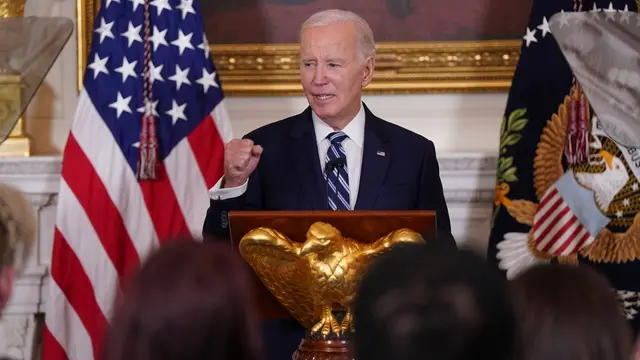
[300,9,376,63]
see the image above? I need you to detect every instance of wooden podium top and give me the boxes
[228,210,436,320]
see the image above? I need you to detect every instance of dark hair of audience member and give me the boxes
[511,263,632,360]
[100,237,262,360]
[352,241,516,360]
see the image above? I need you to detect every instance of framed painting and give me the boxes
[77,0,531,95]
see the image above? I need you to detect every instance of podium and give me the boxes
[229,210,436,360]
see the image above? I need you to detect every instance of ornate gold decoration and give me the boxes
[0,0,23,17]
[0,0,29,157]
[238,221,424,339]
[77,0,521,95]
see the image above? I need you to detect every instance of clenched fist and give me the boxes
[223,139,263,188]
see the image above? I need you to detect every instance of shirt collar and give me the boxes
[312,103,366,147]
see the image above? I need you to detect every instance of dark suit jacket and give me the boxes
[203,103,455,245]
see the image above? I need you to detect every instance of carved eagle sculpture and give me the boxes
[238,221,425,338]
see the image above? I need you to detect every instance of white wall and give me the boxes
[224,93,507,154]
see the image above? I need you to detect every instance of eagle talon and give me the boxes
[340,310,354,333]
[311,306,341,338]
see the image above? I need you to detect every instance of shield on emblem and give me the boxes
[532,170,610,256]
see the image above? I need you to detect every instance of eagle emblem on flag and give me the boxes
[488,2,640,331]
[495,89,640,279]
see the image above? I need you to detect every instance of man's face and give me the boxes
[299,22,374,126]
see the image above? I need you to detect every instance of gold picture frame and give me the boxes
[76,0,521,96]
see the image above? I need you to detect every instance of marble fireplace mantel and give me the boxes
[0,152,498,359]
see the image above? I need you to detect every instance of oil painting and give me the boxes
[200,0,532,44]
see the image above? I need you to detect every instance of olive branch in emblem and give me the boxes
[493,108,529,223]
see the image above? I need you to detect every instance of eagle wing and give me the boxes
[358,228,426,270]
[506,199,538,226]
[238,227,316,327]
[534,94,572,200]
[581,213,640,263]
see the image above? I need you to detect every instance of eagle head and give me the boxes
[299,222,341,256]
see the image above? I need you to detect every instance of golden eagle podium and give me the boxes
[229,210,436,360]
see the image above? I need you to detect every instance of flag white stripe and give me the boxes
[561,227,589,255]
[546,211,577,254]
[163,103,233,236]
[165,138,210,236]
[73,90,159,256]
[211,100,233,143]
[44,279,95,360]
[57,179,119,319]
[533,196,564,244]
[549,218,581,254]
[535,191,561,226]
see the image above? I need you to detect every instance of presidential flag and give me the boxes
[487,0,640,332]
[41,0,233,358]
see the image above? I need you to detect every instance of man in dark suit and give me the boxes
[202,8,454,360]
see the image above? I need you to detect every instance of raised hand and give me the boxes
[223,139,263,188]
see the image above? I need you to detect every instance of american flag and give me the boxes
[41,0,232,358]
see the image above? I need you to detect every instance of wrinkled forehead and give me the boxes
[299,23,358,60]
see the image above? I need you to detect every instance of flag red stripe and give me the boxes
[50,229,109,358]
[573,230,593,251]
[139,162,190,241]
[44,5,233,357]
[188,113,225,189]
[547,215,578,254]
[42,325,70,360]
[533,192,563,232]
[62,135,140,279]
[538,206,571,250]
[556,222,587,255]
[539,188,559,207]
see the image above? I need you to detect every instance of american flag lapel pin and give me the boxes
[376,150,385,157]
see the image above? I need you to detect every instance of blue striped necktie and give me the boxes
[325,131,350,210]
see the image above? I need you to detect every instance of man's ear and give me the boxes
[361,56,376,88]
[0,266,16,311]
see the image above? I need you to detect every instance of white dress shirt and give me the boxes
[209,103,366,209]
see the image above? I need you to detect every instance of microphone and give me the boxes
[325,157,346,174]
[325,157,346,210]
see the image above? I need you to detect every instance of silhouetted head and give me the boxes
[511,263,633,360]
[101,238,262,360]
[353,241,516,360]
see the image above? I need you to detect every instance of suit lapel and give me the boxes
[355,106,390,210]
[290,108,327,210]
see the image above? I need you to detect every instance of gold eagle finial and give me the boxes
[238,221,424,338]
